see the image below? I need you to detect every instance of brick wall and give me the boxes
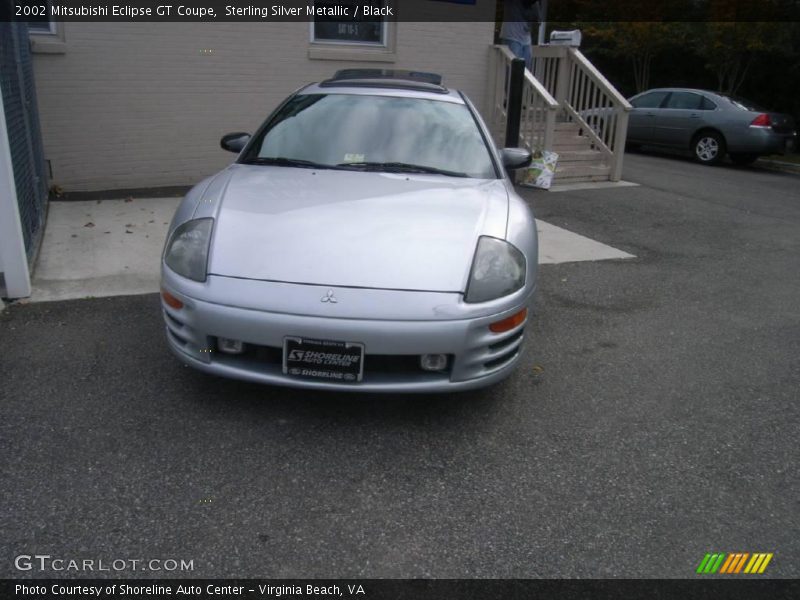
[31,21,494,192]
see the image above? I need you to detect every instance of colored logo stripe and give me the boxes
[696,553,725,573]
[698,552,773,574]
[745,553,774,574]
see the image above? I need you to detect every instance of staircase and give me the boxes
[552,121,611,184]
[486,44,632,187]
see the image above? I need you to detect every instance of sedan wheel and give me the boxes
[693,132,725,165]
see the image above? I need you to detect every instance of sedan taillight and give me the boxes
[750,113,772,128]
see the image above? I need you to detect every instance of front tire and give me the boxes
[730,152,759,166]
[693,131,726,165]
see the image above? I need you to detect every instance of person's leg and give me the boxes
[522,43,532,71]
[500,38,525,61]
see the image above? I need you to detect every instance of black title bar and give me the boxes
[4,0,800,22]
[3,579,800,600]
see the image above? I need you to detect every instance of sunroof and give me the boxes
[330,69,443,86]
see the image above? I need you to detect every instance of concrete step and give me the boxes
[555,149,607,162]
[555,173,615,184]
[554,122,582,133]
[553,137,594,151]
[553,162,611,183]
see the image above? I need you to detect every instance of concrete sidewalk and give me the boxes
[27,197,633,303]
[31,197,180,302]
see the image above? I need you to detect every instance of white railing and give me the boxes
[487,45,558,154]
[532,45,632,181]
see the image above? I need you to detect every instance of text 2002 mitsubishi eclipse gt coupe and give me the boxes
[160,69,538,392]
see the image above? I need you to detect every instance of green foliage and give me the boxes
[697,21,794,94]
[552,17,800,124]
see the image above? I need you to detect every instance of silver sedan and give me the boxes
[160,70,537,392]
[626,88,796,165]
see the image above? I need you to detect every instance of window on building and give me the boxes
[21,0,57,35]
[311,0,388,46]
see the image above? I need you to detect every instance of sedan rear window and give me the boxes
[699,96,717,110]
[244,93,497,179]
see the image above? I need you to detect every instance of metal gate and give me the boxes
[0,19,48,260]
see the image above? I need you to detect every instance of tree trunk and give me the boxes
[632,52,653,93]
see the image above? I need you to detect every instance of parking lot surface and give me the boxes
[1,153,798,578]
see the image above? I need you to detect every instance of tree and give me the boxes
[582,22,688,92]
[559,0,693,93]
[697,20,793,95]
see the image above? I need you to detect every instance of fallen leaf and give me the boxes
[125,230,133,234]
[84,222,95,228]
[71,234,78,238]
[125,223,134,228]
[124,197,133,203]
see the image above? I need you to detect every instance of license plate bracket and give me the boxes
[283,337,364,383]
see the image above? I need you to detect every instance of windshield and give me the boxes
[243,93,498,179]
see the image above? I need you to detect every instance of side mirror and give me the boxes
[501,148,532,170]
[220,132,251,153]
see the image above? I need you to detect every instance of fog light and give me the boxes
[420,354,448,372]
[217,337,244,354]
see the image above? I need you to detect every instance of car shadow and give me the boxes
[178,364,514,429]
[629,145,795,175]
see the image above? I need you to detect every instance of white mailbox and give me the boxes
[549,30,582,47]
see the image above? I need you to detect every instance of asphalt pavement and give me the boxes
[1,152,798,578]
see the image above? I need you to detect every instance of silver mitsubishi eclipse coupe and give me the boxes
[160,69,538,392]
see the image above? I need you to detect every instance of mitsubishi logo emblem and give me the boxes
[321,289,338,303]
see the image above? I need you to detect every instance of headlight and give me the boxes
[465,236,526,303]
[164,218,213,282]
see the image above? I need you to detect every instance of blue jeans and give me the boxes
[500,38,532,71]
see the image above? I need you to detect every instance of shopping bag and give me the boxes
[520,150,559,190]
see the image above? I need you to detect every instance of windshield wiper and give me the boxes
[242,157,340,170]
[336,161,469,178]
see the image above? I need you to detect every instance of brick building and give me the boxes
[29,14,495,192]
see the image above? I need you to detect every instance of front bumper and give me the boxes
[161,272,534,393]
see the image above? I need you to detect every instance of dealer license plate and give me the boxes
[283,337,364,383]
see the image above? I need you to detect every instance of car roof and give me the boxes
[300,69,465,104]
[637,87,724,99]
[300,82,465,103]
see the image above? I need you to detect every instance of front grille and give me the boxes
[365,354,452,376]
[211,339,451,378]
[238,343,283,365]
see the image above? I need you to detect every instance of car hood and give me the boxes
[207,165,509,292]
